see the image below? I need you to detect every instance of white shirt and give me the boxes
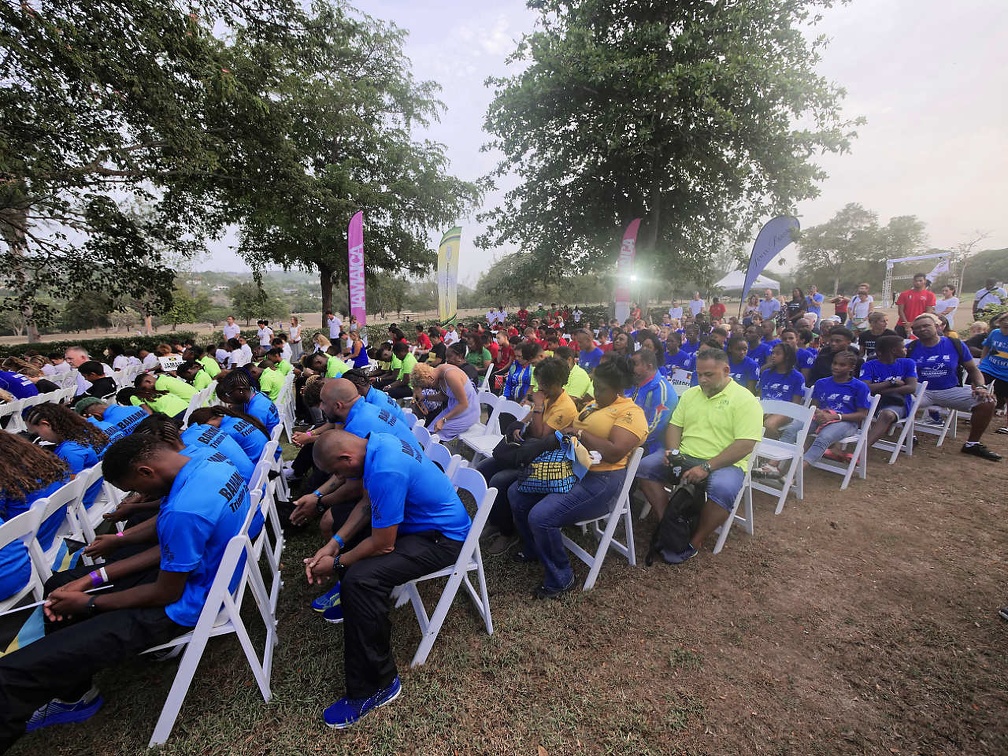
[229,348,249,368]
[975,287,1006,311]
[280,342,292,361]
[328,316,342,339]
[257,326,274,348]
[443,330,460,345]
[849,294,874,322]
[572,309,582,323]
[223,322,240,340]
[112,355,131,371]
[215,348,230,364]
[289,324,301,343]
[688,299,705,317]
[668,306,683,320]
[141,352,160,370]
[933,296,959,328]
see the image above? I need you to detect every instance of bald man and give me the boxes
[304,430,470,729]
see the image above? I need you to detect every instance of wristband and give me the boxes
[99,567,109,584]
[89,570,103,588]
[332,533,345,549]
[116,531,125,538]
[314,489,324,501]
[306,429,312,437]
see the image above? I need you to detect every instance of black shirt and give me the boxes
[858,328,897,361]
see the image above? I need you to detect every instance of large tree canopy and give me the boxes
[221,1,480,325]
[479,0,860,291]
[0,0,299,338]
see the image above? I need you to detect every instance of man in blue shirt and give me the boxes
[806,284,825,320]
[757,289,781,321]
[341,370,407,422]
[0,435,249,750]
[574,330,603,374]
[908,314,1001,461]
[304,430,470,730]
[628,349,676,454]
[860,335,918,448]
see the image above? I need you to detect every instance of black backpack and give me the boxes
[645,482,706,565]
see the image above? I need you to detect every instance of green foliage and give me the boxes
[471,253,613,307]
[215,1,481,321]
[960,248,1008,292]
[0,332,200,361]
[58,293,113,332]
[794,204,928,294]
[480,0,860,288]
[229,282,285,326]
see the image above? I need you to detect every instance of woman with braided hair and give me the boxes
[216,370,280,437]
[0,433,71,553]
[26,403,107,509]
[187,405,269,462]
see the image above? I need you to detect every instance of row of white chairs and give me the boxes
[0,387,77,433]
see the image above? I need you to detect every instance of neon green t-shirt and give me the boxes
[258,368,284,401]
[397,352,418,381]
[156,374,196,401]
[670,379,763,470]
[192,370,213,391]
[326,355,350,378]
[198,355,221,379]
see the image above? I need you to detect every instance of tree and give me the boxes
[480,0,859,290]
[217,2,480,327]
[794,204,928,294]
[229,282,267,326]
[0,0,300,339]
[58,293,113,332]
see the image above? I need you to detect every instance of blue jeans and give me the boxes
[508,469,626,592]
[804,421,858,465]
[636,450,745,511]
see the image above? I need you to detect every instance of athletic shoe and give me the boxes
[999,607,1008,622]
[995,427,1008,435]
[532,575,577,600]
[485,533,519,556]
[961,443,1003,462]
[322,602,344,624]
[26,687,104,732]
[311,582,341,613]
[665,544,699,564]
[323,676,402,729]
[511,549,538,564]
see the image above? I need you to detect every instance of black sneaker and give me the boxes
[532,576,577,600]
[961,443,1003,461]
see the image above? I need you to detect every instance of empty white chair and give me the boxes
[476,363,495,394]
[459,398,530,464]
[711,446,760,554]
[562,447,645,591]
[391,466,496,667]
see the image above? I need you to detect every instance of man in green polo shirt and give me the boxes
[635,347,763,563]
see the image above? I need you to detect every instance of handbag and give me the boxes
[517,432,579,494]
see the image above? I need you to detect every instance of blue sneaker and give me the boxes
[323,676,402,729]
[322,602,343,624]
[25,687,104,732]
[311,582,341,613]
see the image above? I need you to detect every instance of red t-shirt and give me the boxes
[416,332,432,350]
[896,289,936,324]
[709,303,726,320]
[494,345,515,370]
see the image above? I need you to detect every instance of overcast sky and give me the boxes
[198,0,1008,283]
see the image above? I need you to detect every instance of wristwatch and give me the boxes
[314,490,326,513]
[333,553,347,578]
[700,461,712,474]
[86,597,100,617]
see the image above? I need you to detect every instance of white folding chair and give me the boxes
[562,447,644,591]
[808,394,882,490]
[144,529,278,747]
[402,408,418,428]
[476,363,495,394]
[391,466,496,667]
[802,384,815,407]
[712,446,760,554]
[0,399,23,433]
[423,438,464,479]
[872,381,928,464]
[915,387,960,447]
[411,422,432,449]
[459,398,530,464]
[753,401,814,515]
[30,476,89,568]
[0,508,53,613]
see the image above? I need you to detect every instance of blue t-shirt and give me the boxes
[88,405,148,444]
[504,362,532,401]
[759,368,806,402]
[980,328,1008,381]
[344,399,422,452]
[158,453,250,627]
[729,357,760,389]
[243,391,280,437]
[909,337,971,391]
[663,349,695,373]
[797,347,817,371]
[806,292,824,316]
[218,416,269,462]
[680,339,701,355]
[811,377,871,415]
[0,371,38,399]
[0,478,70,551]
[364,387,406,421]
[578,347,604,372]
[747,342,772,367]
[627,373,677,454]
[181,424,256,482]
[363,433,470,542]
[860,358,918,413]
[0,513,32,601]
[54,440,101,508]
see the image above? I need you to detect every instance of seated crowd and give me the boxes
[0,286,1006,750]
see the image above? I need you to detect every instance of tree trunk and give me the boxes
[319,263,334,328]
[143,314,153,335]
[2,205,41,342]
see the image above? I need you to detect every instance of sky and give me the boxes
[196,0,1008,284]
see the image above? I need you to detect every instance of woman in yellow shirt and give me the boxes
[477,357,579,556]
[509,357,647,598]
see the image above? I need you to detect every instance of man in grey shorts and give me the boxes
[908,314,1001,461]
